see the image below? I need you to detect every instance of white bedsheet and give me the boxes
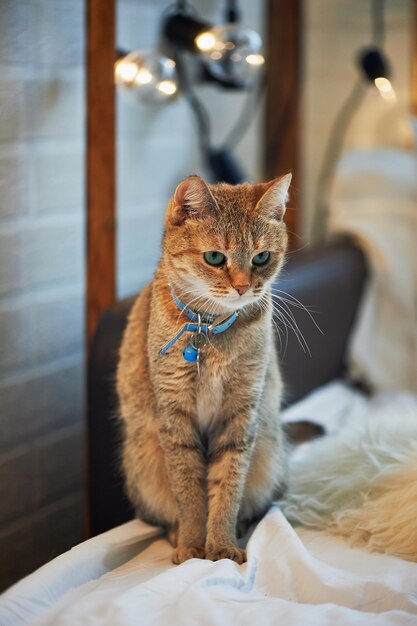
[2,382,417,626]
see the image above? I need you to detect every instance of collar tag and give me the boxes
[159,287,240,370]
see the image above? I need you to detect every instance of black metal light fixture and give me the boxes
[115,0,265,184]
[163,11,264,89]
[358,46,395,101]
[115,0,264,100]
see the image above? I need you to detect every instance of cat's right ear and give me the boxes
[169,176,218,226]
[255,173,292,221]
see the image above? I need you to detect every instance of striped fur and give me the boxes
[117,175,291,564]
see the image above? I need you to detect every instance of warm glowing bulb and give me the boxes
[135,67,153,85]
[374,77,396,101]
[157,80,177,96]
[246,53,264,66]
[195,31,217,52]
[115,50,177,102]
[196,24,264,85]
[380,88,396,102]
[374,77,392,92]
[115,60,138,84]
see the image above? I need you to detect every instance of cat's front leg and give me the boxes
[205,412,257,564]
[157,406,207,564]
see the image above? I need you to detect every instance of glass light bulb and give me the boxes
[157,80,177,96]
[115,50,178,103]
[246,53,264,66]
[115,61,138,84]
[196,24,264,85]
[374,77,396,102]
[135,67,153,85]
[195,31,217,52]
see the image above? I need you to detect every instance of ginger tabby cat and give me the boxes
[117,173,291,564]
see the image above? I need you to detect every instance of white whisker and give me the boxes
[266,295,311,355]
[259,295,285,353]
[261,294,289,355]
[270,287,323,335]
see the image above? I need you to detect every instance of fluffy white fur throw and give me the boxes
[281,392,417,561]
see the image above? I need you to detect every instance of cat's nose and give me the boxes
[233,284,250,296]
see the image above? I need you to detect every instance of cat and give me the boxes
[116,173,291,565]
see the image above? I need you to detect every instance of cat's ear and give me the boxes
[169,175,218,225]
[255,173,292,221]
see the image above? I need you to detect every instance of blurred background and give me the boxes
[0,0,415,591]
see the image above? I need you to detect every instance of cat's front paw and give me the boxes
[171,545,205,564]
[206,545,247,564]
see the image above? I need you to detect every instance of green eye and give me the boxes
[252,251,270,266]
[204,251,226,266]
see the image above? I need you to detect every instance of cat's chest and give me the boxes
[195,370,224,432]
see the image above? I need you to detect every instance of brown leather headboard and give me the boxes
[87,241,367,536]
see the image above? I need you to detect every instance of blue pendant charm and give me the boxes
[160,290,241,378]
[183,344,198,362]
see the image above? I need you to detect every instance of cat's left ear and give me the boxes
[255,173,292,221]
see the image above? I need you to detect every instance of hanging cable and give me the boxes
[371,0,385,46]
[225,0,240,23]
[175,50,259,182]
[176,0,187,12]
[220,75,265,151]
[311,79,365,242]
[175,52,211,154]
[311,0,387,242]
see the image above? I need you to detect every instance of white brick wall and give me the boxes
[0,0,85,590]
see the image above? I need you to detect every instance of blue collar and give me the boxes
[159,289,240,357]
[171,290,217,324]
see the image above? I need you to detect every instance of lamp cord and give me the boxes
[311,0,386,242]
[371,0,385,46]
[166,0,264,173]
[225,0,240,23]
[311,79,365,242]
[176,50,266,173]
[175,52,212,154]
[221,75,265,150]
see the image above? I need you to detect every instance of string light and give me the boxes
[195,31,217,52]
[157,80,177,96]
[115,51,177,103]
[195,24,264,85]
[114,2,263,184]
[358,47,396,102]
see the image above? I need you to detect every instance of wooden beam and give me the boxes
[264,0,303,247]
[412,0,417,116]
[86,0,116,345]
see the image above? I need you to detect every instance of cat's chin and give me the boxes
[209,294,261,313]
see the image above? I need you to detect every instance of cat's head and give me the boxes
[163,174,291,313]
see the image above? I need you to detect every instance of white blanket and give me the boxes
[329,141,417,392]
[2,383,417,626]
